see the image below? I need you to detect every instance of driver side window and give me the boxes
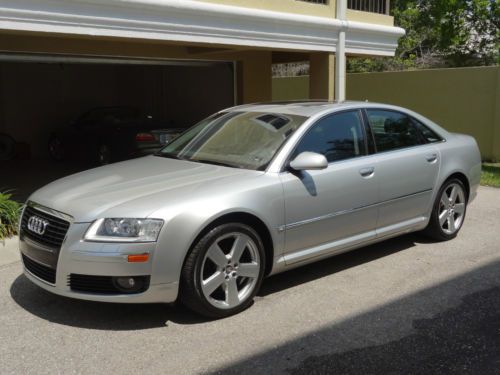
[293,110,367,163]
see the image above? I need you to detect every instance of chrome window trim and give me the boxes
[268,104,449,173]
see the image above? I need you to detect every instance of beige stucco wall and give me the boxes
[198,0,394,26]
[273,76,310,101]
[197,0,335,18]
[309,53,335,101]
[0,33,271,105]
[272,66,500,161]
[346,9,393,26]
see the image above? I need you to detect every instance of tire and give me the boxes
[423,178,467,241]
[48,136,65,161]
[180,223,266,318]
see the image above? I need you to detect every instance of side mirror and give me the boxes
[289,152,328,171]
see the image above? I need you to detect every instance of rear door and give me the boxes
[364,109,440,236]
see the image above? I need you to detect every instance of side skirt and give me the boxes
[270,216,428,275]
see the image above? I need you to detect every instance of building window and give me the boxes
[297,0,328,4]
[348,0,389,14]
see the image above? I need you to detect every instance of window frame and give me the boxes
[362,108,445,154]
[283,109,370,171]
[296,0,329,4]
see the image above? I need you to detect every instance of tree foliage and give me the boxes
[348,0,499,72]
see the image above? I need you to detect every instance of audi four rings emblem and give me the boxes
[27,216,49,235]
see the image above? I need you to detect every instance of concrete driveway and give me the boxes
[1,187,499,374]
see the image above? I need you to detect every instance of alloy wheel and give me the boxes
[438,183,466,235]
[200,232,261,309]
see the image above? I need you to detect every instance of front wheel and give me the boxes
[180,223,266,318]
[423,178,467,241]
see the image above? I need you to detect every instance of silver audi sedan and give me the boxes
[20,101,481,318]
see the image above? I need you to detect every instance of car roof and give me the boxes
[226,100,451,142]
[224,100,376,117]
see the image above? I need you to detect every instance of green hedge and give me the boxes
[0,192,22,240]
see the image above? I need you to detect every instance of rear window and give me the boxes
[411,118,444,143]
[366,110,423,152]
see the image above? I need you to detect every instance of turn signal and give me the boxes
[127,253,150,263]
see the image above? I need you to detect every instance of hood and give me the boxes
[29,156,260,222]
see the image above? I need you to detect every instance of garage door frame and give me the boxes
[0,51,238,106]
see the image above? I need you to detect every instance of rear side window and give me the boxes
[366,110,423,152]
[411,118,443,143]
[293,110,366,163]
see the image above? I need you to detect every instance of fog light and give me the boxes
[118,277,135,288]
[113,276,145,293]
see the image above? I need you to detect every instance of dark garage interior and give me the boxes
[0,56,235,201]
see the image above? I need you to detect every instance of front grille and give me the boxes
[21,205,70,249]
[69,274,150,295]
[22,254,56,284]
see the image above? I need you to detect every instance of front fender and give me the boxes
[150,174,285,288]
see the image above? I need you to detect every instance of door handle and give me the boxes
[359,167,375,178]
[425,153,438,163]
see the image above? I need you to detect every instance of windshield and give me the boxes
[157,111,308,170]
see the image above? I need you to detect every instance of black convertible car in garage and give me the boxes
[48,107,184,165]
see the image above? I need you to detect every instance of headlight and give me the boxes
[84,218,164,242]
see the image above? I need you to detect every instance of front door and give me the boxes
[280,110,379,265]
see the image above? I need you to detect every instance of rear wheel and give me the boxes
[180,223,265,318]
[423,178,467,241]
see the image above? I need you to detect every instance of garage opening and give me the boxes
[0,53,235,200]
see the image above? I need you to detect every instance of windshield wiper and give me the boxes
[156,154,242,168]
[192,158,241,169]
[155,152,184,160]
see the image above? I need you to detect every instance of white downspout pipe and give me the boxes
[335,0,347,102]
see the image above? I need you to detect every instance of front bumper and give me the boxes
[20,222,179,304]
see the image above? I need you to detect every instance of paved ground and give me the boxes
[0,237,20,266]
[1,187,499,374]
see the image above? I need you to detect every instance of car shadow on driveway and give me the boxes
[259,233,421,297]
[9,275,207,330]
[213,260,500,374]
[9,233,422,331]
